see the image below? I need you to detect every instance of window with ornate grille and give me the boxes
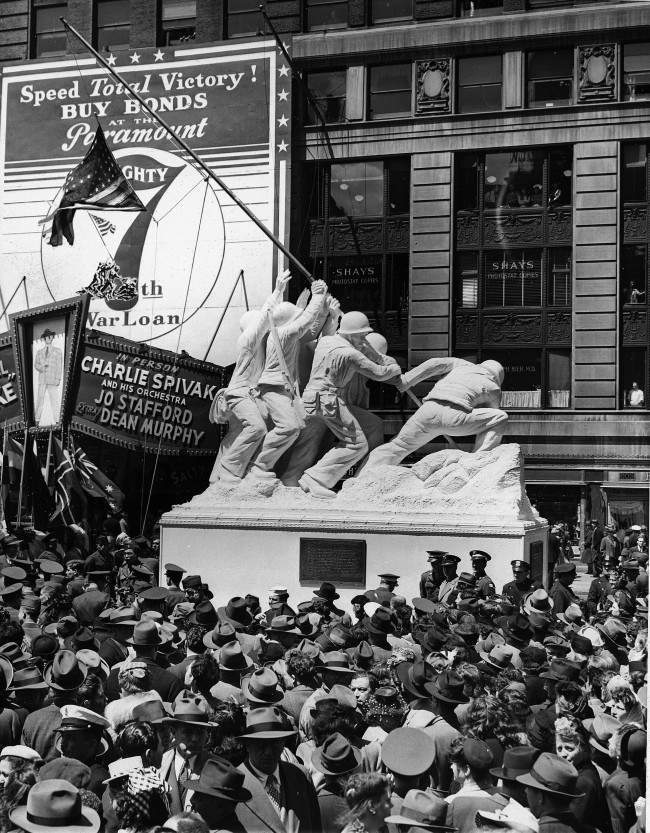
[620,142,650,408]
[453,147,573,409]
[32,2,68,57]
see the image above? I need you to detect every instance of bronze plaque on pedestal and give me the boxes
[300,538,367,586]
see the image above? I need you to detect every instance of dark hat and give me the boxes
[456,572,476,587]
[470,550,491,562]
[39,327,57,338]
[316,651,355,675]
[313,582,340,601]
[182,574,202,589]
[501,614,534,645]
[266,615,301,639]
[0,655,13,689]
[417,625,448,655]
[239,706,296,740]
[312,733,362,776]
[351,640,374,670]
[555,563,576,575]
[242,668,283,705]
[66,628,99,653]
[31,634,59,661]
[9,779,100,833]
[622,559,640,571]
[462,738,493,770]
[378,573,399,582]
[582,714,622,756]
[426,670,469,704]
[520,645,547,669]
[217,597,253,631]
[131,564,153,580]
[478,645,514,673]
[412,597,437,615]
[539,658,581,683]
[0,583,22,597]
[543,635,571,657]
[298,599,316,613]
[203,622,237,649]
[132,699,170,724]
[39,758,91,789]
[381,728,435,776]
[127,620,162,647]
[296,638,322,660]
[316,625,352,650]
[426,550,447,562]
[86,570,110,580]
[396,660,436,700]
[44,651,87,691]
[138,586,169,602]
[365,607,395,636]
[0,642,30,670]
[165,693,214,728]
[189,601,218,629]
[511,560,530,571]
[218,641,254,673]
[441,554,461,566]
[490,745,540,781]
[384,789,451,830]
[110,607,139,627]
[619,726,646,768]
[164,562,186,575]
[185,756,251,802]
[570,633,593,656]
[8,666,48,692]
[516,752,584,798]
[1,566,26,583]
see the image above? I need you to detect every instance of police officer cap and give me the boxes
[379,573,399,582]
[426,550,446,562]
[511,560,530,571]
[441,554,461,566]
[132,564,154,579]
[470,550,491,562]
[139,586,169,602]
[164,563,186,575]
[555,563,576,575]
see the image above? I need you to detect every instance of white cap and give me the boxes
[0,745,41,762]
[103,756,143,784]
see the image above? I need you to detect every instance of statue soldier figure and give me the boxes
[366,357,508,468]
[281,312,401,499]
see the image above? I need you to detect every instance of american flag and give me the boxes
[48,123,144,247]
[90,213,116,238]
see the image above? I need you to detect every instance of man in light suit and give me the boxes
[34,327,63,424]
[158,694,214,815]
[236,706,322,833]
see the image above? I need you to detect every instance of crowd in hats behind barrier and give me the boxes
[0,517,643,833]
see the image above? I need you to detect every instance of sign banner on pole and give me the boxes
[0,40,292,365]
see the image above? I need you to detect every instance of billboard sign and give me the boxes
[0,40,292,365]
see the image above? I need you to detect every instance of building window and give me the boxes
[623,42,650,102]
[457,55,502,114]
[305,71,346,124]
[371,0,413,24]
[460,0,502,16]
[161,0,195,45]
[368,64,412,120]
[527,49,573,108]
[453,147,573,409]
[306,0,348,31]
[300,158,411,381]
[32,3,67,57]
[226,0,260,38]
[96,0,130,52]
[620,142,650,408]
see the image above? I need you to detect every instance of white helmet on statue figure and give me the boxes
[338,311,373,336]
[365,332,388,355]
[481,359,505,384]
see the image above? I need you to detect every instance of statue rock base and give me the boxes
[160,443,548,605]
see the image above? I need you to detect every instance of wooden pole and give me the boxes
[15,428,27,527]
[201,270,245,362]
[60,18,313,285]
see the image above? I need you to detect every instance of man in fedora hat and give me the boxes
[216,597,263,660]
[21,650,85,762]
[159,693,215,815]
[312,582,346,619]
[311,732,362,830]
[385,789,454,833]
[299,651,356,740]
[188,755,252,832]
[237,706,321,833]
[104,620,182,704]
[421,670,467,791]
[210,641,252,704]
[10,778,100,833]
[420,551,445,601]
[489,744,541,828]
[517,752,586,833]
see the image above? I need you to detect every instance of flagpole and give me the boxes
[202,270,245,362]
[0,423,6,535]
[60,18,313,285]
[44,429,53,485]
[15,428,27,528]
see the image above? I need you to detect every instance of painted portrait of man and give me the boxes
[32,317,65,427]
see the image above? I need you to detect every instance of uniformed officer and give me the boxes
[501,560,538,608]
[470,550,496,599]
[419,550,446,601]
[164,562,187,614]
[549,562,580,614]
[438,554,461,605]
[621,560,641,601]
[586,554,617,618]
[366,573,399,606]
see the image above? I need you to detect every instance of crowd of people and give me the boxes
[0,518,643,833]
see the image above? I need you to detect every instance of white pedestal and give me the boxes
[160,502,548,607]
